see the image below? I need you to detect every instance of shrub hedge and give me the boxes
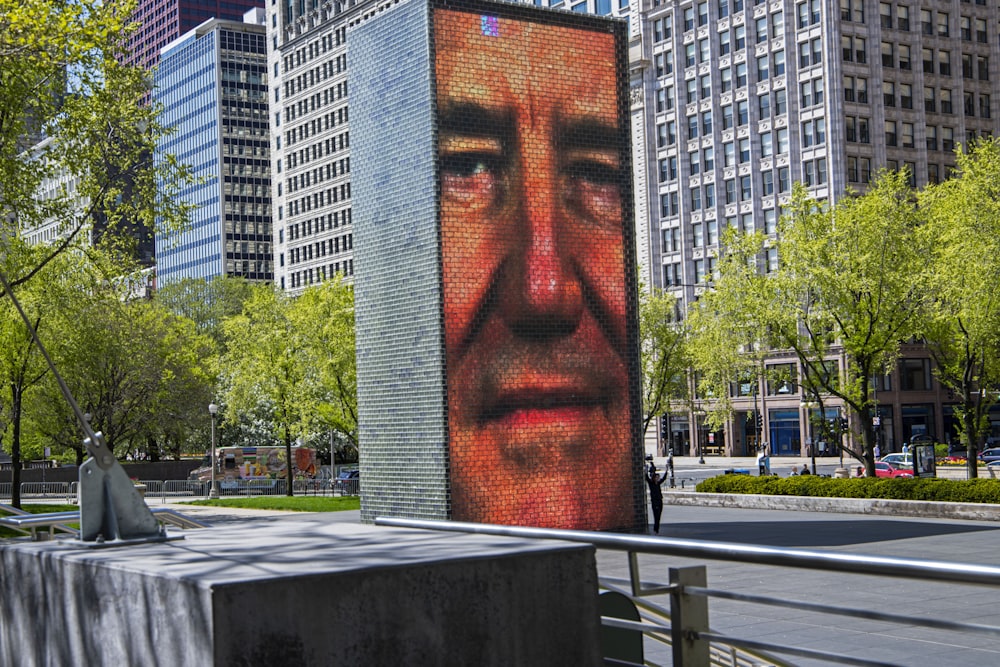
[695,475,1000,504]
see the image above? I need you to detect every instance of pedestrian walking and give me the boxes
[646,465,667,534]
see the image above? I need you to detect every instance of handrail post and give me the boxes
[670,566,710,667]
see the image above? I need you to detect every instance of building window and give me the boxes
[900,83,912,109]
[737,99,749,125]
[937,11,949,37]
[720,29,731,55]
[722,104,734,129]
[882,41,894,68]
[883,80,895,106]
[926,125,937,151]
[880,2,891,28]
[939,50,951,75]
[734,24,746,51]
[763,208,777,233]
[736,62,748,88]
[778,166,790,192]
[902,122,914,148]
[896,5,909,30]
[757,54,769,81]
[759,92,771,118]
[740,174,752,199]
[899,44,910,70]
[885,119,897,146]
[899,359,931,392]
[724,141,736,166]
[802,118,825,147]
[762,170,774,195]
[761,131,773,157]
[942,126,954,151]
[721,67,732,93]
[774,50,785,76]
[739,137,750,163]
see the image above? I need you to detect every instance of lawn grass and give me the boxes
[0,503,79,538]
[185,495,360,512]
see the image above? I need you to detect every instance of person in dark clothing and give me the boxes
[646,465,667,533]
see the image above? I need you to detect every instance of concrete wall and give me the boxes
[0,518,602,666]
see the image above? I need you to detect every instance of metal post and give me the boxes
[208,403,220,499]
[670,566,710,667]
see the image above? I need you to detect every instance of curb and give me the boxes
[663,491,1000,522]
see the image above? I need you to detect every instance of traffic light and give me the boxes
[840,417,849,430]
[756,413,764,432]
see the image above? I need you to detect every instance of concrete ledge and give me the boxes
[0,518,602,666]
[664,491,1000,521]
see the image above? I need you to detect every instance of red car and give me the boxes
[874,462,913,478]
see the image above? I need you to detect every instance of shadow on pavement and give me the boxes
[660,519,1000,548]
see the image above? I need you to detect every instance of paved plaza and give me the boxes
[159,496,1000,667]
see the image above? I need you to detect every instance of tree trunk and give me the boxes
[10,390,22,509]
[285,432,294,497]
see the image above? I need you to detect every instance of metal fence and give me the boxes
[0,478,359,503]
[376,517,1000,667]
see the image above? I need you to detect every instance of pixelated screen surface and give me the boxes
[434,5,642,531]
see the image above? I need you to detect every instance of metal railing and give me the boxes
[0,478,351,503]
[0,503,208,541]
[376,517,1000,667]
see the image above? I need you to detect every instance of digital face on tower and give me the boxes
[435,9,636,530]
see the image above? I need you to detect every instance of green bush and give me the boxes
[695,474,1000,504]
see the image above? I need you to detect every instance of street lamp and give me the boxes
[801,399,817,475]
[694,409,706,464]
[208,403,220,499]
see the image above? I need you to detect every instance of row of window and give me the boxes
[285,208,352,243]
[285,158,350,195]
[285,259,354,291]
[287,233,353,266]
[285,183,352,219]
[660,161,803,220]
[281,26,346,75]
[286,130,349,171]
[285,81,348,124]
[285,106,349,148]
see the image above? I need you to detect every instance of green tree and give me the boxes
[688,228,778,444]
[0,0,191,291]
[690,174,928,476]
[156,276,257,345]
[220,285,311,495]
[770,174,929,475]
[26,261,214,464]
[292,276,357,450]
[638,286,689,454]
[920,138,1000,477]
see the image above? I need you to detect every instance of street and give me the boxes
[601,502,1000,667]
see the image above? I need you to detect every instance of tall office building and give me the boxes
[635,0,1000,457]
[126,0,269,70]
[153,13,273,285]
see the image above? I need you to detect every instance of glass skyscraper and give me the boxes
[154,14,273,285]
